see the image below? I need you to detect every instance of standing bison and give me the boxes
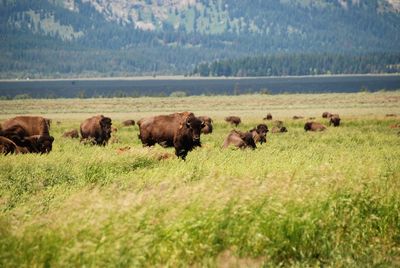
[304,122,327,132]
[329,114,341,127]
[1,116,54,153]
[198,116,213,134]
[225,116,241,126]
[138,112,205,160]
[80,115,112,145]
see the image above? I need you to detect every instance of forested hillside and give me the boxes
[1,0,399,78]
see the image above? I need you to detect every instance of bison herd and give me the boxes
[0,111,345,158]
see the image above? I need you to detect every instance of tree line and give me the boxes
[191,53,400,77]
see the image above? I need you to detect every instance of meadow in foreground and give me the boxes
[0,92,399,267]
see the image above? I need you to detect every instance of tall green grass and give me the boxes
[0,96,400,266]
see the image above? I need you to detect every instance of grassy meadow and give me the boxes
[0,91,400,267]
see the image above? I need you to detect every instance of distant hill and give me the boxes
[1,0,400,78]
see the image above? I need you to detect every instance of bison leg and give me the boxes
[175,148,188,160]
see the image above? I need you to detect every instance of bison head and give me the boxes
[304,122,312,131]
[24,135,54,153]
[100,116,112,139]
[184,117,205,143]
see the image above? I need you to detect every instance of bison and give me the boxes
[198,116,213,134]
[222,130,256,150]
[222,124,268,149]
[322,112,332,118]
[138,112,205,160]
[225,116,241,126]
[0,136,18,155]
[80,115,112,145]
[304,122,327,132]
[329,114,341,127]
[122,119,135,126]
[271,126,288,133]
[292,115,304,120]
[249,124,269,144]
[1,116,54,153]
[263,113,273,120]
[62,129,79,139]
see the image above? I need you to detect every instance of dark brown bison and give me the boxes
[292,115,304,120]
[198,116,213,134]
[304,122,327,132]
[329,114,341,127]
[249,124,269,144]
[138,112,205,160]
[225,116,241,126]
[222,130,256,149]
[271,126,288,133]
[122,119,135,126]
[62,129,79,139]
[263,113,273,120]
[1,116,54,153]
[386,114,396,117]
[322,112,332,118]
[80,115,112,146]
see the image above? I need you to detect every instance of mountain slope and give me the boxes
[1,0,399,77]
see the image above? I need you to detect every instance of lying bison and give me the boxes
[198,116,213,134]
[329,114,341,127]
[138,112,205,160]
[1,116,54,153]
[0,136,18,155]
[62,129,79,139]
[80,115,112,145]
[222,124,268,149]
[292,115,304,120]
[222,130,256,149]
[122,119,135,127]
[304,122,327,132]
[271,126,288,133]
[225,116,241,126]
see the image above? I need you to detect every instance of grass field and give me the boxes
[1,91,400,267]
